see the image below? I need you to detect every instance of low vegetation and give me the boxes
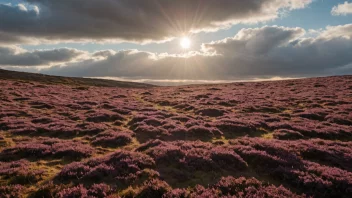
[0,75,351,197]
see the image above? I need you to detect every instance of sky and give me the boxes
[0,0,352,85]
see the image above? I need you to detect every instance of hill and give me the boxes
[0,74,351,197]
[0,69,154,88]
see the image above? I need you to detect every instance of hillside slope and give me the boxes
[0,69,154,88]
[0,75,351,197]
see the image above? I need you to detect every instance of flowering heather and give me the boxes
[0,185,24,198]
[0,160,44,184]
[129,113,223,142]
[162,176,304,198]
[230,137,352,197]
[195,108,227,117]
[58,185,89,198]
[57,184,113,198]
[85,110,125,123]
[273,129,304,140]
[213,176,305,198]
[0,137,94,160]
[91,130,134,147]
[138,140,248,178]
[137,179,172,198]
[0,76,351,197]
[58,150,155,184]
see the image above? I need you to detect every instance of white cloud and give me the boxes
[320,24,352,39]
[332,1,352,16]
[33,5,39,15]
[17,4,27,11]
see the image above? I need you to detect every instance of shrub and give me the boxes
[273,129,304,140]
[195,108,225,117]
[210,147,248,170]
[58,151,155,184]
[92,130,133,147]
[134,124,169,142]
[0,185,24,198]
[88,183,112,198]
[0,138,94,161]
[137,179,171,198]
[58,185,88,198]
[187,126,223,140]
[0,160,44,184]
[86,111,125,123]
[231,137,352,197]
[139,140,247,173]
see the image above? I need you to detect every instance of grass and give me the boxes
[262,132,274,139]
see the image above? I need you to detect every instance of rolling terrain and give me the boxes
[0,69,154,88]
[0,72,351,197]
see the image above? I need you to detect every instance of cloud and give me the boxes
[332,1,352,16]
[0,46,86,66]
[202,26,306,55]
[0,32,36,45]
[200,25,352,77]
[2,24,352,82]
[39,50,221,80]
[320,24,352,39]
[0,0,312,44]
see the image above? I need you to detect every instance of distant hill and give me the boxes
[0,69,154,88]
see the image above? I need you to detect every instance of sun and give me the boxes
[180,37,191,49]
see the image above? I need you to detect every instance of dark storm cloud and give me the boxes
[32,25,352,80]
[0,46,85,66]
[0,0,311,44]
[0,32,36,45]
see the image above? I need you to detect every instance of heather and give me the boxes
[0,185,24,198]
[0,160,44,184]
[57,150,155,185]
[91,130,134,148]
[137,140,248,180]
[57,184,113,198]
[0,137,94,161]
[0,76,351,197]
